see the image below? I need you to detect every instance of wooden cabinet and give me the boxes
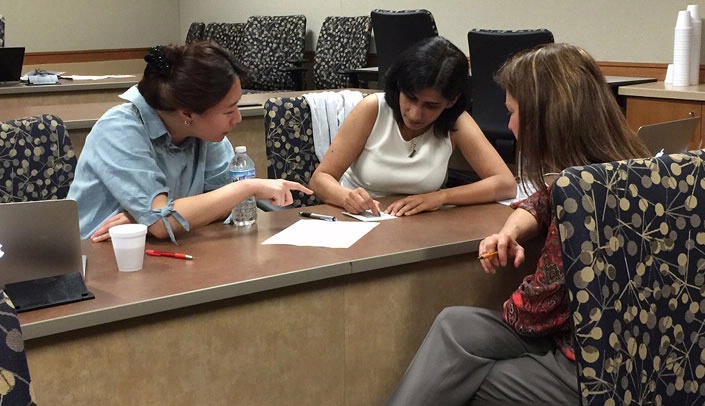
[620,81,705,150]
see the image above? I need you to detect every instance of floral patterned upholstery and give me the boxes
[0,291,34,405]
[263,96,320,207]
[0,15,5,47]
[0,115,77,202]
[185,22,205,44]
[553,149,705,405]
[312,16,372,89]
[203,22,245,55]
[235,15,306,92]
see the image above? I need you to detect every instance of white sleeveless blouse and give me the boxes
[340,94,453,198]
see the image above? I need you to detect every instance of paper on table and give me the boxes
[342,210,397,222]
[61,74,136,80]
[262,219,379,248]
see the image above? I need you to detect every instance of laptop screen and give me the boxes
[0,47,26,84]
[637,116,699,156]
[0,199,83,285]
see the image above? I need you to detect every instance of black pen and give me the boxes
[299,211,337,221]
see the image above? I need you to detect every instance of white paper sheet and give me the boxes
[342,210,397,222]
[261,219,379,248]
[61,74,136,80]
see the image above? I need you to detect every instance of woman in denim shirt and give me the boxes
[68,42,311,242]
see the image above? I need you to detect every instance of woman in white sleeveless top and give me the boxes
[309,37,515,216]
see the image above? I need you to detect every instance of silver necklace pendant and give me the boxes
[408,142,417,158]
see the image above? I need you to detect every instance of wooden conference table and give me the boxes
[21,200,539,405]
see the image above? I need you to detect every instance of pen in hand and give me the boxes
[477,251,498,260]
[145,249,194,260]
[299,211,337,221]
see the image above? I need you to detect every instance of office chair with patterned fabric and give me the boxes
[235,15,306,92]
[185,22,205,44]
[0,114,77,202]
[553,149,705,405]
[0,15,5,47]
[0,291,34,405]
[311,16,372,89]
[262,96,320,208]
[468,29,554,164]
[202,22,245,55]
[371,9,438,88]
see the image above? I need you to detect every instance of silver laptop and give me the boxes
[0,47,25,84]
[637,116,699,156]
[0,199,93,311]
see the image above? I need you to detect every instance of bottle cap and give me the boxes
[235,146,247,153]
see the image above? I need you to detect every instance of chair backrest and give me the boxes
[313,16,372,89]
[637,116,700,155]
[203,22,245,55]
[185,22,205,44]
[263,96,320,207]
[0,114,77,202]
[0,15,5,47]
[371,9,438,88]
[0,291,33,404]
[468,29,554,163]
[553,149,705,405]
[235,15,306,91]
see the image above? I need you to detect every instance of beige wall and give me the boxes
[2,1,704,64]
[1,0,180,51]
[179,0,705,64]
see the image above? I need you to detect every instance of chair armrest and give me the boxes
[280,66,308,91]
[287,58,308,67]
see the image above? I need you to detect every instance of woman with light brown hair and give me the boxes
[386,43,649,405]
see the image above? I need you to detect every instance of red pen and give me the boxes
[145,249,193,260]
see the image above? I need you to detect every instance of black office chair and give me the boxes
[371,9,438,88]
[468,29,554,164]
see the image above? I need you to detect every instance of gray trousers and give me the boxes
[386,306,579,406]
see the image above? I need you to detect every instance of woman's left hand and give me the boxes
[90,211,136,243]
[385,192,445,216]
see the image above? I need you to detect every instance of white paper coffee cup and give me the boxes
[109,224,148,272]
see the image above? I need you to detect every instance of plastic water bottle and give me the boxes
[229,146,257,227]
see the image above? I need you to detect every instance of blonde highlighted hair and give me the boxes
[496,43,649,192]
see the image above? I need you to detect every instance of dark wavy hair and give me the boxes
[138,41,247,114]
[384,36,470,137]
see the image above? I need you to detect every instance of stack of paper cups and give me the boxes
[674,10,693,87]
[688,5,702,85]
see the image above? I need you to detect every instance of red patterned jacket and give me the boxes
[503,185,575,361]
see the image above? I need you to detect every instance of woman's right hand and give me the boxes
[343,187,381,216]
[478,232,525,274]
[250,179,313,207]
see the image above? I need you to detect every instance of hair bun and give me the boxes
[144,46,172,74]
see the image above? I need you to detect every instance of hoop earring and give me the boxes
[184,120,192,126]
